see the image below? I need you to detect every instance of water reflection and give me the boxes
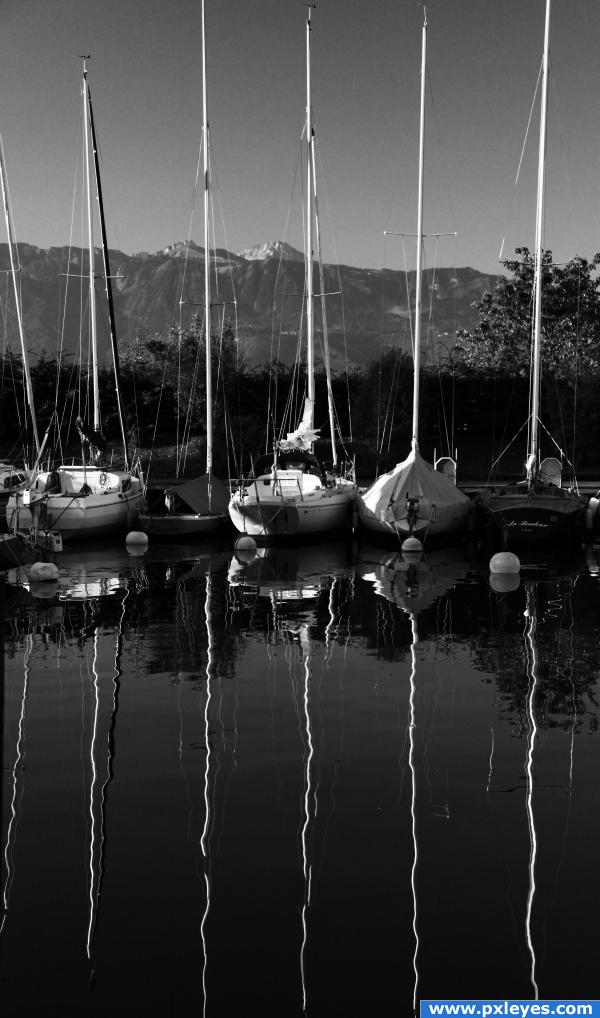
[227,540,353,1014]
[523,583,539,999]
[1,631,30,937]
[481,565,594,1002]
[2,539,600,1012]
[358,543,470,1010]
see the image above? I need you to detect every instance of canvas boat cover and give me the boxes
[359,448,471,527]
[164,474,229,515]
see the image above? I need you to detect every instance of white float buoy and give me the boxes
[234,534,258,564]
[401,535,423,554]
[29,560,60,582]
[489,551,520,574]
[235,535,257,552]
[126,530,149,548]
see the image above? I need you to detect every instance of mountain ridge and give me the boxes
[0,241,500,372]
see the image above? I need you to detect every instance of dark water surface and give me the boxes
[1,538,600,1016]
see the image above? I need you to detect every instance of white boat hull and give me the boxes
[229,483,356,538]
[6,466,143,540]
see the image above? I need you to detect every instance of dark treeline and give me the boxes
[2,251,599,481]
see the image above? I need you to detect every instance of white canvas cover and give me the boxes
[358,448,471,532]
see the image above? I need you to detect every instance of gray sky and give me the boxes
[2,0,600,275]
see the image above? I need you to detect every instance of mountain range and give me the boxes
[0,240,500,373]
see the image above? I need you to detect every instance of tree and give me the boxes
[454,248,600,379]
[450,249,600,473]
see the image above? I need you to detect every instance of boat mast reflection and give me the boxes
[1,633,32,937]
[172,555,234,1018]
[523,584,539,999]
[486,563,583,1001]
[227,541,353,1014]
[358,543,470,1011]
[200,567,218,1018]
[1,555,139,978]
[85,582,128,973]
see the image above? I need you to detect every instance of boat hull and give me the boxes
[357,500,470,540]
[138,511,230,538]
[478,487,585,546]
[7,467,143,540]
[229,485,356,538]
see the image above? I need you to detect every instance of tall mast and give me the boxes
[0,136,40,455]
[202,0,213,479]
[87,84,130,468]
[411,9,427,454]
[305,5,315,428]
[528,0,551,481]
[82,61,100,434]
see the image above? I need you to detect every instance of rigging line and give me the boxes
[267,135,305,453]
[499,64,542,263]
[313,141,354,454]
[486,417,530,484]
[552,369,569,471]
[424,65,459,247]
[208,135,237,306]
[57,149,82,430]
[180,329,204,474]
[375,233,391,460]
[378,240,406,457]
[142,331,173,483]
[180,130,204,331]
[536,416,577,473]
[426,241,451,457]
[550,71,575,250]
[386,355,404,456]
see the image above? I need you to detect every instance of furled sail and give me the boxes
[278,398,321,452]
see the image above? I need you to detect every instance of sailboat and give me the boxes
[6,62,143,541]
[228,7,357,540]
[0,134,43,566]
[477,0,585,547]
[356,13,471,544]
[139,0,230,538]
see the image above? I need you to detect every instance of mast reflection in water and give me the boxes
[1,540,600,1015]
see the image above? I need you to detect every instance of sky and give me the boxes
[2,0,600,276]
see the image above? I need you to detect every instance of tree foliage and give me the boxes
[454,248,600,378]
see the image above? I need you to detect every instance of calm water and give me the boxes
[1,536,600,1016]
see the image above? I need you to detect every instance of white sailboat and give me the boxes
[477,0,585,546]
[357,12,471,544]
[6,62,143,541]
[228,7,357,540]
[139,0,230,538]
